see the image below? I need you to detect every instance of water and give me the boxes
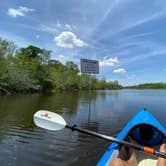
[0,90,166,166]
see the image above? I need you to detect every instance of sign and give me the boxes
[80,59,99,74]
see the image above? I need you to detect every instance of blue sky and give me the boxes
[1,0,166,85]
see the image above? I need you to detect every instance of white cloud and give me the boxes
[113,68,126,73]
[56,22,76,31]
[39,22,77,34]
[58,54,65,58]
[65,24,72,31]
[40,24,58,34]
[99,57,119,67]
[54,31,87,48]
[7,6,34,18]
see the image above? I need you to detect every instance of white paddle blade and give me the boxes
[33,110,67,131]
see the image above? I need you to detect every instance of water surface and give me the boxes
[0,90,166,165]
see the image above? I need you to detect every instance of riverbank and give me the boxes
[0,38,122,95]
[2,82,166,95]
[125,83,166,89]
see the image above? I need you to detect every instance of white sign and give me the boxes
[80,59,99,74]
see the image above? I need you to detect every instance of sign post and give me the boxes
[80,59,99,121]
[80,58,99,92]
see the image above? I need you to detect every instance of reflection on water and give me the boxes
[0,90,166,165]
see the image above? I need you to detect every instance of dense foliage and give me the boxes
[0,38,122,94]
[125,83,166,89]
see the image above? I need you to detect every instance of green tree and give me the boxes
[18,45,51,63]
[79,74,90,90]
[66,61,79,74]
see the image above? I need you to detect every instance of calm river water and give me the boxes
[0,90,166,166]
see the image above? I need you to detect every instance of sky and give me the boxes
[1,0,166,85]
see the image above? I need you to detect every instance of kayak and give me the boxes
[97,108,166,166]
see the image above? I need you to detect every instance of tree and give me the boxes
[48,59,66,72]
[66,61,79,74]
[18,45,51,63]
[0,38,16,59]
[79,74,90,90]
[0,39,17,92]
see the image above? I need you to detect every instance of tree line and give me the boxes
[0,38,122,94]
[125,83,166,89]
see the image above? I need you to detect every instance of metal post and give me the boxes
[88,74,91,122]
[89,74,91,94]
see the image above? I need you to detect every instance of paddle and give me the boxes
[33,110,166,159]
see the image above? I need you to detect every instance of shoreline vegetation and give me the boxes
[1,38,166,95]
[125,83,166,89]
[0,38,122,95]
